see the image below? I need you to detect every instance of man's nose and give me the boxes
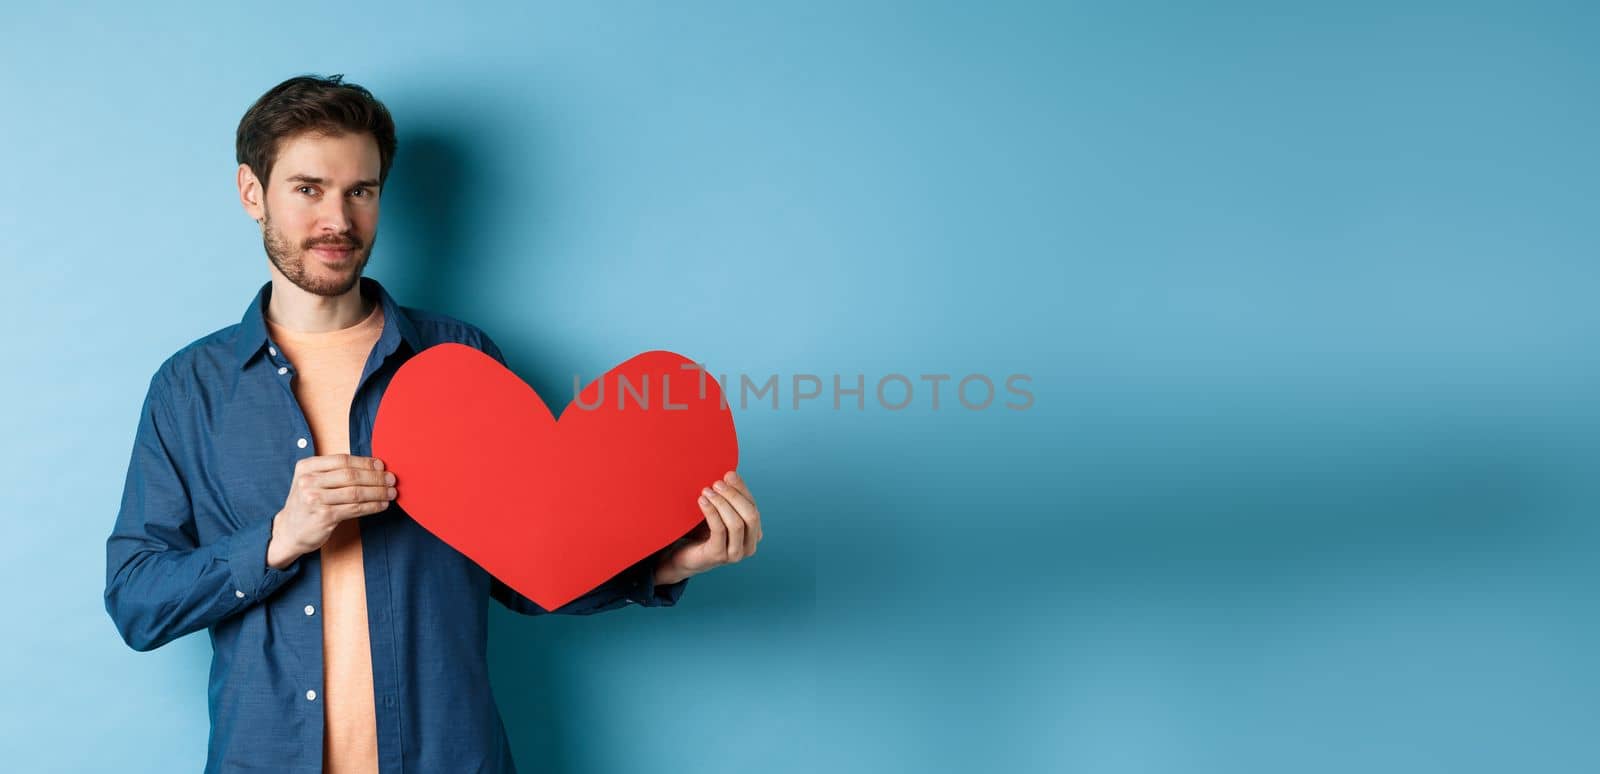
[316,195,354,235]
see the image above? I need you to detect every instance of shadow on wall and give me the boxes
[375,126,490,319]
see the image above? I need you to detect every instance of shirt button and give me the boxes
[297,438,308,449]
[278,366,289,375]
[235,590,245,598]
[305,605,315,616]
[269,346,278,356]
[306,689,317,701]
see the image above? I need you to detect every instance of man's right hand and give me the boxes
[266,454,397,570]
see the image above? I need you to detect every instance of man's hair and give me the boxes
[236,73,398,192]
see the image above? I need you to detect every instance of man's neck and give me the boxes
[264,267,373,333]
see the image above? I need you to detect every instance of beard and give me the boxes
[261,206,376,297]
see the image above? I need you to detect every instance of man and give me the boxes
[103,74,762,774]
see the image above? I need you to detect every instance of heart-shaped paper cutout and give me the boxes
[372,344,738,609]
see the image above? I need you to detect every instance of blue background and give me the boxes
[3,1,1597,772]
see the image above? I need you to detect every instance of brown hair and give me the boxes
[235,73,397,192]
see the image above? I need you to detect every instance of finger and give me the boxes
[297,453,382,474]
[324,485,396,505]
[702,488,746,562]
[318,467,396,489]
[721,474,761,544]
[711,481,760,555]
[696,494,730,558]
[332,498,392,521]
[722,470,755,506]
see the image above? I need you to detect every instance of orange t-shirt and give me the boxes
[266,297,385,774]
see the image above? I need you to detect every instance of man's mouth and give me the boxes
[310,245,355,261]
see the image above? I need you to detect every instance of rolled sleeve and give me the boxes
[626,550,689,607]
[491,550,688,615]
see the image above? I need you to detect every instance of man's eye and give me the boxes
[297,186,316,196]
[350,188,368,197]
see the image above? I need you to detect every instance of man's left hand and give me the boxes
[654,470,762,584]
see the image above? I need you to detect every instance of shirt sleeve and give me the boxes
[103,369,302,652]
[469,327,691,616]
[489,547,689,616]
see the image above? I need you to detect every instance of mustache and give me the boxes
[305,236,362,250]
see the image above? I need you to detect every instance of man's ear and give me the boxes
[238,163,265,223]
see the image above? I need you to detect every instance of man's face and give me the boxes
[251,131,382,297]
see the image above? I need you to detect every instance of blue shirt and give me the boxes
[103,276,688,773]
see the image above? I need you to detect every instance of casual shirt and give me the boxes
[103,275,687,773]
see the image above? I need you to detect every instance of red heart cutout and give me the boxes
[371,344,738,609]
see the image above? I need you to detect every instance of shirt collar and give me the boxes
[233,275,423,370]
